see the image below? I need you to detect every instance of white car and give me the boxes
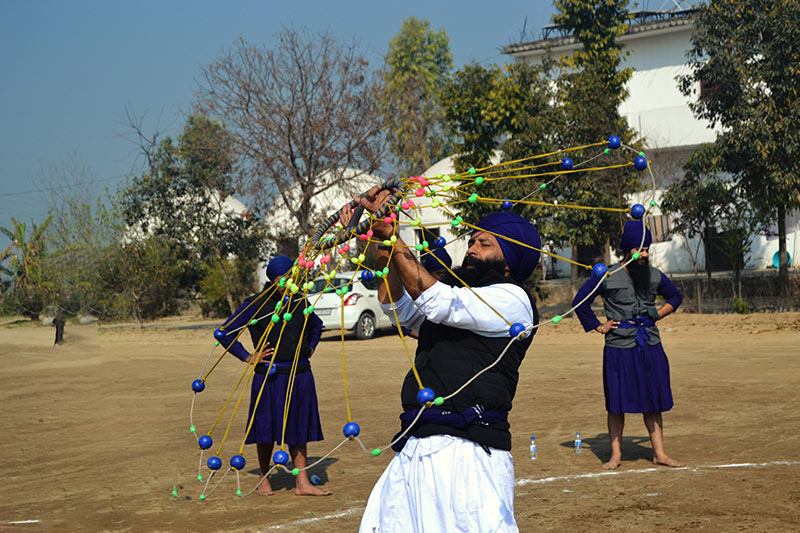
[309,274,395,339]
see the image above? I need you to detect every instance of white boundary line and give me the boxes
[516,460,800,486]
[261,461,800,530]
[266,507,362,531]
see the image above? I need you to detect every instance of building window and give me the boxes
[647,215,672,242]
[415,227,440,246]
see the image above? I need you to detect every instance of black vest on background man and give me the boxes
[244,291,313,364]
[400,270,538,451]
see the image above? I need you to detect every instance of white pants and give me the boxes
[359,435,518,533]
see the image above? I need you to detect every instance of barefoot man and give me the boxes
[215,255,331,496]
[572,220,684,470]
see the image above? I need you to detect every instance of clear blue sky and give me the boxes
[0,0,558,233]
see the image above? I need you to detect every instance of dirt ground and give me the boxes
[1,311,799,532]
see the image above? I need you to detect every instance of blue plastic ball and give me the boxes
[560,158,574,170]
[501,200,513,211]
[213,328,225,341]
[273,450,290,465]
[608,136,621,149]
[509,323,526,338]
[416,387,435,405]
[630,203,646,219]
[198,435,213,450]
[592,263,608,279]
[283,295,291,303]
[633,156,648,170]
[343,422,361,438]
[361,270,374,281]
[192,379,205,393]
[435,236,447,247]
[207,456,222,470]
[268,364,277,376]
[230,455,246,470]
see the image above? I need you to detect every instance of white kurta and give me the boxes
[380,280,534,337]
[359,435,518,533]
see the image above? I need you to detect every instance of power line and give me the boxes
[2,173,129,197]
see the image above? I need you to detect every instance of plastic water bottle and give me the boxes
[529,436,537,460]
[310,474,321,485]
[574,431,582,454]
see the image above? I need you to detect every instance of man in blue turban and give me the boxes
[572,219,684,471]
[342,188,540,532]
[215,255,330,496]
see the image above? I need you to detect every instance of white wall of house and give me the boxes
[503,16,798,276]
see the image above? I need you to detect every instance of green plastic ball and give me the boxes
[539,183,547,190]
[292,467,300,476]
[214,341,220,346]
[197,474,203,481]
[190,425,196,433]
[250,319,258,326]
[433,396,444,406]
[604,148,610,154]
[283,313,292,322]
[236,489,242,497]
[271,315,280,323]
[552,315,563,324]
[451,220,459,227]
[650,200,656,207]
[475,176,484,185]
[172,489,178,497]
[468,167,476,175]
[415,243,423,251]
[632,252,640,260]
[371,448,382,456]
[468,193,478,203]
[199,494,206,500]
[382,267,389,275]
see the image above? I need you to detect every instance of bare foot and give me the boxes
[653,455,684,468]
[295,485,332,496]
[256,477,273,495]
[602,458,622,470]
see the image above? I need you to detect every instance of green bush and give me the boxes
[198,257,259,318]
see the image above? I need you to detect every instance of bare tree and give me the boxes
[195,29,385,247]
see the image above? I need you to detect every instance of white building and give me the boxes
[501,9,797,276]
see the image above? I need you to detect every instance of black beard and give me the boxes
[627,255,650,294]
[442,255,508,287]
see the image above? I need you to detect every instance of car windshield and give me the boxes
[310,277,353,294]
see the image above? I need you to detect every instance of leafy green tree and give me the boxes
[550,0,642,281]
[198,257,258,318]
[661,145,753,312]
[383,17,453,177]
[120,114,267,313]
[1,217,52,319]
[679,0,800,303]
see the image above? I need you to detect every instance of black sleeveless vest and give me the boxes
[399,271,538,450]
[244,292,312,363]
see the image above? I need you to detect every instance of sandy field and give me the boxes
[1,310,799,532]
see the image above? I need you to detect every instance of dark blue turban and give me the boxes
[473,212,541,283]
[620,220,652,253]
[423,246,452,273]
[266,255,294,282]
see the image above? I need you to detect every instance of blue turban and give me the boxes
[473,212,541,283]
[620,220,652,253]
[266,255,294,282]
[423,246,452,272]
